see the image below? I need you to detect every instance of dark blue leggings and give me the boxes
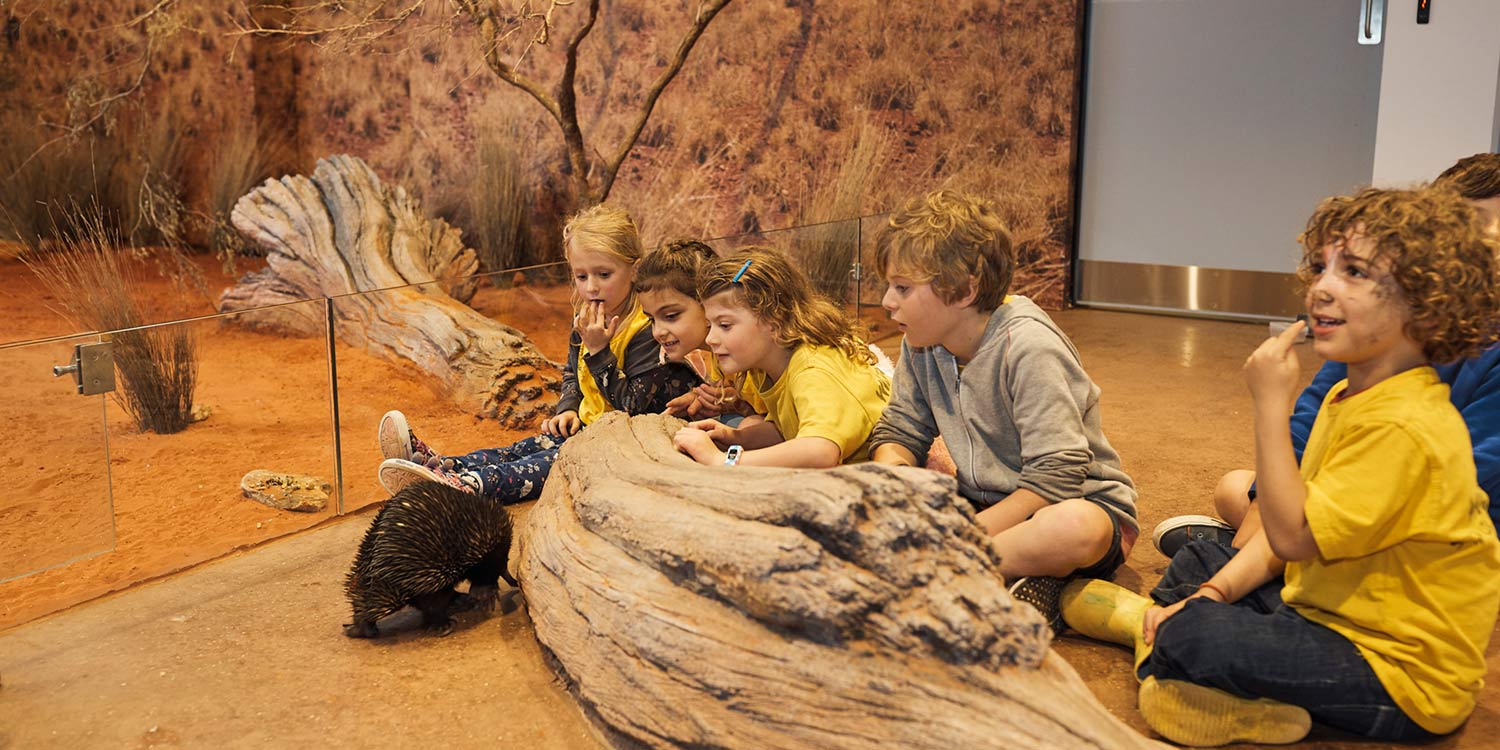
[437,432,570,504]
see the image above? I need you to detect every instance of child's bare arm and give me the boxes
[673,418,781,457]
[721,418,783,450]
[738,436,840,468]
[871,442,919,466]
[1246,322,1320,561]
[1143,530,1286,644]
[973,489,1050,536]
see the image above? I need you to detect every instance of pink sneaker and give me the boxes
[378,410,438,463]
[378,458,476,496]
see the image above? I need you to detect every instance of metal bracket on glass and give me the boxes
[1358,0,1386,45]
[849,261,863,282]
[52,341,115,396]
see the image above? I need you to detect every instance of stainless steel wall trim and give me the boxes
[1075,259,1302,322]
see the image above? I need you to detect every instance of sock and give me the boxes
[1137,676,1311,747]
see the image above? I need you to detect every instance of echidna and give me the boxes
[343,480,517,638]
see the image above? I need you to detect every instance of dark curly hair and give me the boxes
[1435,153,1500,201]
[1297,185,1500,364]
[698,245,876,365]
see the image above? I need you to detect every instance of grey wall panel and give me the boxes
[1077,0,1383,277]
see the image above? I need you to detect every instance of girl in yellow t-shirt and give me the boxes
[673,246,891,468]
[376,205,696,502]
[635,239,762,423]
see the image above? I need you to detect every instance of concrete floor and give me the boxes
[3,308,1498,749]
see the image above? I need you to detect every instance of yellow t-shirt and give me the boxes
[576,302,653,425]
[1283,367,1500,734]
[745,344,892,464]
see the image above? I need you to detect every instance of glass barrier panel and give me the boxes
[331,268,573,515]
[0,333,114,585]
[857,212,901,354]
[109,298,337,557]
[707,218,865,310]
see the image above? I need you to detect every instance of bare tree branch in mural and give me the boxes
[235,0,734,206]
[455,0,734,204]
[7,0,179,177]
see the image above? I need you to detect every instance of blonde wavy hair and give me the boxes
[1297,185,1500,364]
[562,203,643,312]
[698,246,876,365]
[874,189,1015,311]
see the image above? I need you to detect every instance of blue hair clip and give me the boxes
[731,259,753,283]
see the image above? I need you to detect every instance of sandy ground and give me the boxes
[0,250,896,631]
[0,253,583,630]
[6,250,1500,748]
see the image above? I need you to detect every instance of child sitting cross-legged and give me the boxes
[672,246,891,468]
[376,204,697,502]
[1153,151,1500,556]
[1062,185,1500,747]
[867,189,1139,627]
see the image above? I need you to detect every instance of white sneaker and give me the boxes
[378,458,475,496]
[378,410,413,461]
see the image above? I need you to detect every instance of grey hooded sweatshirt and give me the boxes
[870,296,1138,530]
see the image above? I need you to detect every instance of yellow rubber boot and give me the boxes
[1137,676,1311,747]
[1060,578,1156,680]
[1059,578,1152,647]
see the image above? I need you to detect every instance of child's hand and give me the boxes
[1244,320,1305,411]
[542,409,582,437]
[663,391,697,418]
[685,417,737,447]
[1143,584,1228,645]
[682,381,741,418]
[1141,599,1185,646]
[672,426,723,465]
[697,381,740,406]
[576,300,621,354]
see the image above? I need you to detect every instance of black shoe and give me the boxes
[1007,575,1069,633]
[1152,515,1236,559]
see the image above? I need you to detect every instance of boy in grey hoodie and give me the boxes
[868,190,1138,628]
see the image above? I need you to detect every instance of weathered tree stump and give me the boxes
[519,413,1167,750]
[222,155,559,425]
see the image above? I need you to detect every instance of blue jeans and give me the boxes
[1140,541,1436,742]
[441,432,569,504]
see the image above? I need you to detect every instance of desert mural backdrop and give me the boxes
[0,0,1081,307]
[0,0,1083,628]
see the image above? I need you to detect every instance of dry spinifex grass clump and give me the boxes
[23,204,199,435]
[464,125,542,273]
[791,124,887,304]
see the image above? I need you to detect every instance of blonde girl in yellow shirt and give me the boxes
[673,246,891,468]
[377,205,696,501]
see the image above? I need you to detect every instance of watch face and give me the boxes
[724,445,743,465]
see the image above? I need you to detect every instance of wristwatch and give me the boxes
[724,445,743,466]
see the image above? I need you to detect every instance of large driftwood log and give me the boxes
[519,413,1166,750]
[223,155,559,425]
